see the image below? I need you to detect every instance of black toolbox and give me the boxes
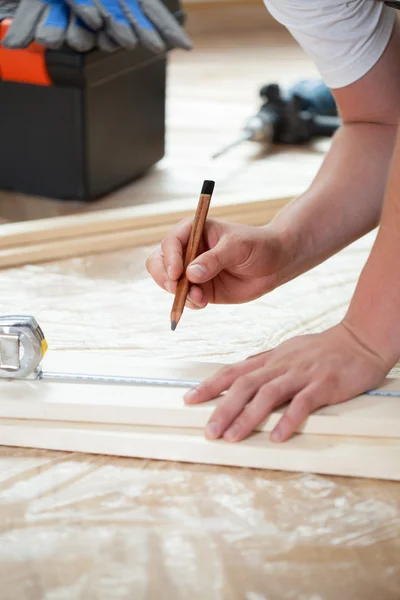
[0,0,184,201]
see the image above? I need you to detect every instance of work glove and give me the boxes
[1,0,97,51]
[65,0,192,52]
[0,0,18,20]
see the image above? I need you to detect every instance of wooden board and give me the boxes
[0,196,291,269]
[0,208,282,269]
[0,196,291,249]
[0,354,399,439]
[1,418,399,481]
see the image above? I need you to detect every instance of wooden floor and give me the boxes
[0,2,325,224]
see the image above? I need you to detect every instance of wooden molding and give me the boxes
[0,195,292,268]
[0,354,399,480]
[1,419,399,480]
[1,353,400,439]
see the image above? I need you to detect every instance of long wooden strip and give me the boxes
[0,355,399,438]
[0,418,399,481]
[0,207,283,269]
[0,196,292,249]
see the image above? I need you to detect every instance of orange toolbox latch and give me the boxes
[0,19,52,86]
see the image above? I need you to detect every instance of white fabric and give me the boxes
[264,0,396,88]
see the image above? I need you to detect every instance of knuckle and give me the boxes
[321,371,339,387]
[212,398,235,421]
[160,238,169,254]
[207,249,222,270]
[219,365,235,381]
[293,395,312,416]
[233,374,253,392]
[175,217,193,235]
[261,379,281,398]
[241,402,263,424]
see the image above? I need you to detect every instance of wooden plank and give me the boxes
[0,196,292,250]
[0,202,290,269]
[0,354,399,439]
[0,418,399,481]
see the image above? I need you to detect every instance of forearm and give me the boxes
[345,126,400,367]
[270,120,397,285]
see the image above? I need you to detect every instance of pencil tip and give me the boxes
[171,320,177,331]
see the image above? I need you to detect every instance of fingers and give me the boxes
[184,354,267,406]
[186,285,207,309]
[270,383,322,443]
[146,219,214,310]
[140,0,192,50]
[146,219,192,284]
[203,367,276,440]
[223,374,303,442]
[145,250,172,292]
[186,236,232,285]
[145,249,207,307]
[188,357,320,444]
[66,15,97,52]
[161,219,193,281]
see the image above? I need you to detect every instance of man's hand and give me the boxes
[184,322,390,443]
[146,219,291,309]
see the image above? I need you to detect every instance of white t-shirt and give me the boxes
[264,0,396,88]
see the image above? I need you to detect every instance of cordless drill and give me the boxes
[212,79,341,159]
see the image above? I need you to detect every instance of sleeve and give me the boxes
[263,0,396,88]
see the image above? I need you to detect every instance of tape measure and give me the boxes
[0,315,198,388]
[0,315,398,395]
[0,316,47,379]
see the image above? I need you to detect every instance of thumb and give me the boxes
[186,237,232,283]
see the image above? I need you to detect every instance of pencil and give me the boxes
[170,179,215,331]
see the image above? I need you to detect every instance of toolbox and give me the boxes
[0,0,185,201]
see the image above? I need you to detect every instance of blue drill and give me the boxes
[212,79,340,159]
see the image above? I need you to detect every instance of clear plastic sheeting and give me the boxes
[0,231,400,599]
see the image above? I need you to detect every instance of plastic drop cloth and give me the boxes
[0,231,400,600]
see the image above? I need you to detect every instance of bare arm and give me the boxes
[345,126,400,364]
[271,20,400,286]
[185,18,400,445]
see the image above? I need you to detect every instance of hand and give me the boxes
[184,322,390,442]
[146,219,287,309]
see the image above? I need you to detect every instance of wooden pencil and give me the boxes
[170,180,215,331]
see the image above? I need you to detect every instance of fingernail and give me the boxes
[184,388,198,403]
[271,426,282,442]
[205,422,220,438]
[224,423,240,442]
[188,264,206,278]
[167,266,173,279]
[164,281,172,293]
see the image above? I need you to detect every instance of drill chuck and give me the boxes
[243,114,274,142]
[212,113,275,159]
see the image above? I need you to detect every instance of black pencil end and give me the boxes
[171,320,177,332]
[201,180,215,195]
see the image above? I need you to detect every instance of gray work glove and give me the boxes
[1,0,97,51]
[0,0,17,25]
[65,0,192,52]
[0,0,17,18]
